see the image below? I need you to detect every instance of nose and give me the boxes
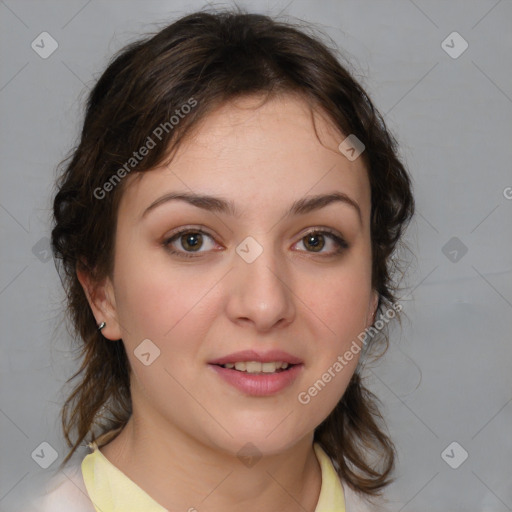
[225,242,296,332]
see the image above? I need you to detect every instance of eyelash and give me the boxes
[162,227,349,259]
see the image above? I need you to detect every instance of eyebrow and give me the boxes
[141,191,362,225]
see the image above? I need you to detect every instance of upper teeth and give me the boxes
[222,361,290,373]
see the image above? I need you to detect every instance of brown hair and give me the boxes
[51,7,414,496]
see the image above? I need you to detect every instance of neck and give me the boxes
[99,412,322,512]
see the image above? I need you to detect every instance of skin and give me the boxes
[79,93,378,512]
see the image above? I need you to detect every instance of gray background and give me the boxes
[1,0,511,511]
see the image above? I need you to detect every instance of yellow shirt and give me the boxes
[81,440,346,512]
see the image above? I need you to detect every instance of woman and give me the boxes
[34,8,414,511]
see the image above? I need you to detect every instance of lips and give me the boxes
[208,349,304,395]
[208,349,303,366]
[209,360,303,396]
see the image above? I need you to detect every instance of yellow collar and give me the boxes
[81,440,345,511]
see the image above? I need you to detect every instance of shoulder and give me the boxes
[24,462,96,512]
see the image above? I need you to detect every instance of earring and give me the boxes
[97,321,106,331]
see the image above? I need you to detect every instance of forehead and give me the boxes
[120,93,371,224]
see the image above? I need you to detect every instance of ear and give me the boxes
[76,266,123,341]
[367,290,379,327]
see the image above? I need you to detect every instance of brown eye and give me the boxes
[180,232,203,252]
[163,229,217,258]
[303,233,325,252]
[294,229,348,255]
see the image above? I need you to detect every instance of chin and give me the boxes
[205,420,313,459]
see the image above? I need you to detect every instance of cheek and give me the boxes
[292,257,372,410]
[306,260,373,344]
[112,265,212,399]
[112,251,221,351]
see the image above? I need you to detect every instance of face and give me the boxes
[85,93,378,456]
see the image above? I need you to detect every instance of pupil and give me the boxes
[183,233,202,251]
[306,234,324,252]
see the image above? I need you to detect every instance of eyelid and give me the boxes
[162,224,216,242]
[294,227,349,253]
[162,225,220,256]
[298,227,347,244]
[162,226,218,248]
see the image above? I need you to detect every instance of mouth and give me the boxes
[208,350,303,396]
[208,349,302,367]
[212,360,297,374]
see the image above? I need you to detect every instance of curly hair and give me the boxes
[51,7,414,496]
